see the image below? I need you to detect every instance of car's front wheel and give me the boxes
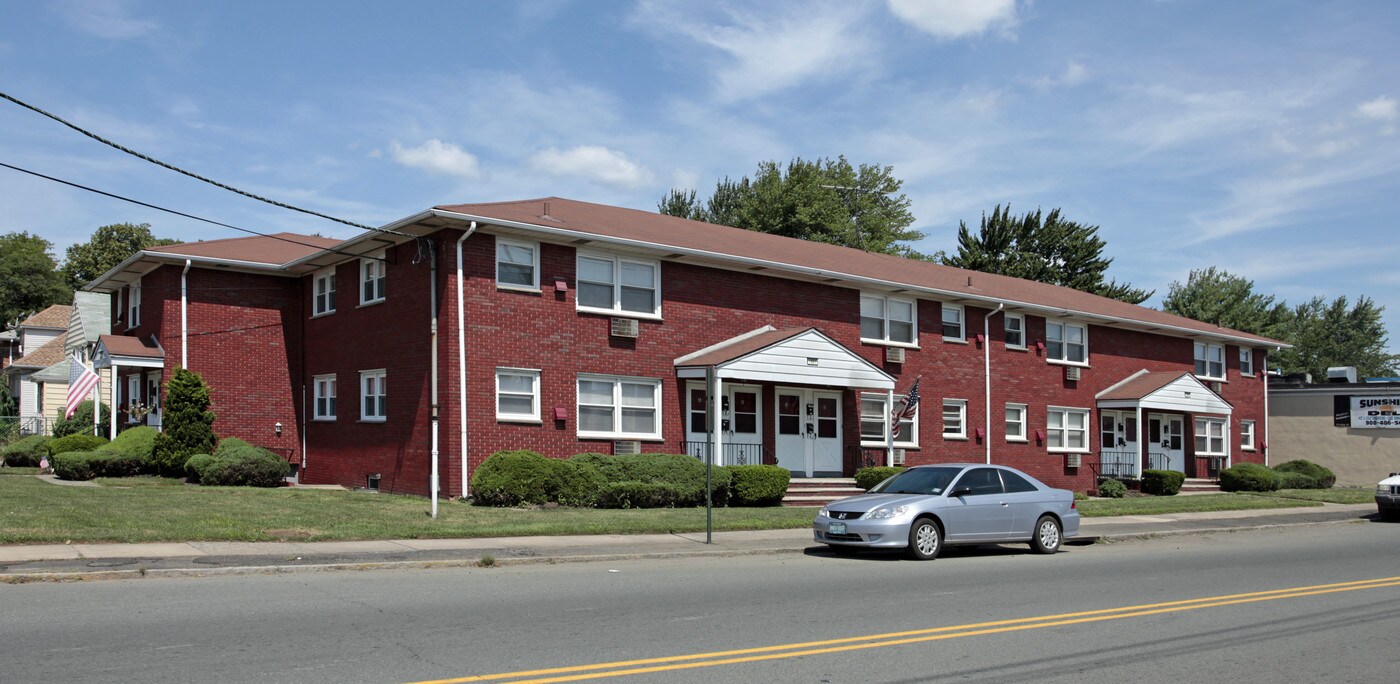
[906,518,942,560]
[1031,515,1062,554]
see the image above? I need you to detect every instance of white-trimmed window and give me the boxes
[1194,342,1225,380]
[860,294,917,345]
[859,393,918,447]
[360,369,386,422]
[942,399,967,439]
[496,368,541,422]
[1195,417,1227,455]
[1240,419,1256,451]
[577,253,660,317]
[313,270,336,316]
[577,375,661,439]
[1004,313,1025,348]
[1240,348,1254,375]
[1045,320,1087,364]
[1005,403,1027,442]
[127,280,141,328]
[1047,407,1090,452]
[941,303,965,341]
[496,238,540,290]
[127,375,141,412]
[313,374,336,420]
[360,254,386,305]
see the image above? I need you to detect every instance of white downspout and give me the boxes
[456,222,478,497]
[985,304,1003,464]
[1265,347,1278,467]
[181,260,191,368]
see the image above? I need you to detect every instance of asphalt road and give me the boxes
[3,521,1398,684]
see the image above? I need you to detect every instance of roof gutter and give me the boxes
[86,251,291,292]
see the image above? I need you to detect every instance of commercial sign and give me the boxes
[1351,396,1400,428]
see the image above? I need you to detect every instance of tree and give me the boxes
[941,205,1152,304]
[61,222,179,290]
[1272,296,1397,379]
[0,232,71,329]
[51,399,112,439]
[1161,267,1290,336]
[659,156,925,258]
[150,367,216,474]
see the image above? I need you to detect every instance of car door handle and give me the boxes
[999,502,1010,507]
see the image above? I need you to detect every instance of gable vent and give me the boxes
[885,346,906,364]
[611,317,639,338]
[1064,366,1081,381]
[614,440,641,455]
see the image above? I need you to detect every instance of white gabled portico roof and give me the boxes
[1096,370,1233,415]
[676,327,895,390]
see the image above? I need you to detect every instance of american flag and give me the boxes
[890,377,920,439]
[65,357,100,419]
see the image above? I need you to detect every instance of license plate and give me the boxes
[828,522,847,535]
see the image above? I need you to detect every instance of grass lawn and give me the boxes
[1077,493,1321,517]
[1245,487,1375,505]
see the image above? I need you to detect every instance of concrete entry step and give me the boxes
[783,477,864,507]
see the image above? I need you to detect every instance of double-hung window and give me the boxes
[577,254,660,317]
[127,280,141,328]
[1045,320,1087,364]
[1046,407,1089,452]
[1194,342,1225,380]
[360,254,386,305]
[313,270,336,315]
[496,368,541,422]
[859,393,918,447]
[577,375,661,439]
[360,369,386,422]
[1005,403,1027,442]
[313,375,336,420]
[1240,348,1254,375]
[941,304,965,342]
[1240,419,1256,451]
[1004,313,1025,348]
[1195,417,1226,454]
[942,399,967,439]
[859,294,917,345]
[496,239,540,290]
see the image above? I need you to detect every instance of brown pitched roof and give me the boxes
[1098,372,1191,401]
[19,304,72,330]
[98,335,164,359]
[435,197,1283,346]
[147,233,343,265]
[677,327,812,367]
[11,332,67,369]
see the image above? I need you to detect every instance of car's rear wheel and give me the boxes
[1031,515,1062,554]
[906,518,942,560]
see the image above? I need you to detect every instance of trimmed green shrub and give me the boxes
[52,449,146,481]
[472,450,558,506]
[1097,478,1128,498]
[52,450,100,481]
[551,458,607,507]
[1273,460,1335,489]
[45,433,108,456]
[184,454,215,483]
[2,434,51,467]
[1220,462,1279,492]
[1276,471,1316,489]
[99,426,159,470]
[200,445,288,487]
[855,466,904,491]
[729,465,790,506]
[51,400,113,440]
[150,368,216,475]
[567,452,720,507]
[596,481,689,508]
[213,437,252,458]
[1141,470,1185,496]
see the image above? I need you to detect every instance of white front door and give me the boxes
[685,383,763,465]
[1148,414,1185,472]
[775,388,843,477]
[1098,410,1139,477]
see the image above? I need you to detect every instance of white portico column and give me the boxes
[109,362,119,437]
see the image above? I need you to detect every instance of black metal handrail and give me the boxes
[845,445,889,471]
[1097,450,1138,479]
[680,441,771,466]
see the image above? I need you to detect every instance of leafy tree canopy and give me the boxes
[61,222,179,290]
[1161,267,1291,335]
[940,205,1152,304]
[659,156,925,258]
[0,231,71,329]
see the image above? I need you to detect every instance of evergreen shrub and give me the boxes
[728,465,790,506]
[45,433,108,456]
[1141,470,1185,496]
[471,450,558,506]
[99,426,159,470]
[854,466,903,491]
[2,435,50,467]
[184,454,215,483]
[51,400,112,439]
[52,450,145,480]
[1220,462,1279,492]
[150,368,216,475]
[1097,478,1128,498]
[1272,460,1335,489]
[200,445,288,487]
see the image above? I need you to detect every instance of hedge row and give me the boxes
[1220,460,1336,492]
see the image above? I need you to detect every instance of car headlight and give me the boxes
[817,506,830,518]
[1379,486,1391,496]
[865,505,911,520]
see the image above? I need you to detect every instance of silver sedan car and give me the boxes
[813,463,1080,560]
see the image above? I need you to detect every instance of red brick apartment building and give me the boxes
[85,197,1283,497]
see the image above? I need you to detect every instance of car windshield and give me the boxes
[871,467,963,496]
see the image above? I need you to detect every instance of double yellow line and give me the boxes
[410,576,1400,684]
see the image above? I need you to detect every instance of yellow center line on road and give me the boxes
[409,576,1400,684]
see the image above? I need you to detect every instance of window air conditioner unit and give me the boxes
[1064,366,1081,381]
[1210,381,1223,393]
[885,346,905,364]
[891,448,906,466]
[1065,453,1082,468]
[610,317,639,338]
[614,440,641,455]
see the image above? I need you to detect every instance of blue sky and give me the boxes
[3,1,1398,355]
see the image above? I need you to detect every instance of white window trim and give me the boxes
[1046,406,1091,454]
[941,303,966,344]
[1005,402,1028,443]
[859,392,919,448]
[312,269,337,317]
[859,294,919,347]
[1004,312,1026,350]
[1194,341,1226,381]
[126,375,141,414]
[1195,417,1228,455]
[359,253,386,306]
[496,238,541,292]
[313,374,336,421]
[127,280,141,329]
[1044,319,1089,366]
[360,369,387,423]
[496,367,542,423]
[942,398,968,440]
[576,374,663,440]
[576,252,662,319]
[1240,419,1256,451]
[1239,348,1255,376]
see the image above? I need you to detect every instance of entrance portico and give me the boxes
[1096,370,1233,480]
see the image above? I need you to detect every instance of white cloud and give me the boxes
[1358,96,1397,122]
[887,0,1017,39]
[388,139,481,179]
[529,146,652,187]
[54,0,158,40]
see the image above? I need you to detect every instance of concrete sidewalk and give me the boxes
[0,502,1379,582]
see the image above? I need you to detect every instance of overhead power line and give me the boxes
[0,90,406,235]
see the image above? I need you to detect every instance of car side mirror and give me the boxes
[949,487,972,498]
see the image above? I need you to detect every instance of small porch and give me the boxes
[1094,370,1234,482]
[93,335,166,435]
